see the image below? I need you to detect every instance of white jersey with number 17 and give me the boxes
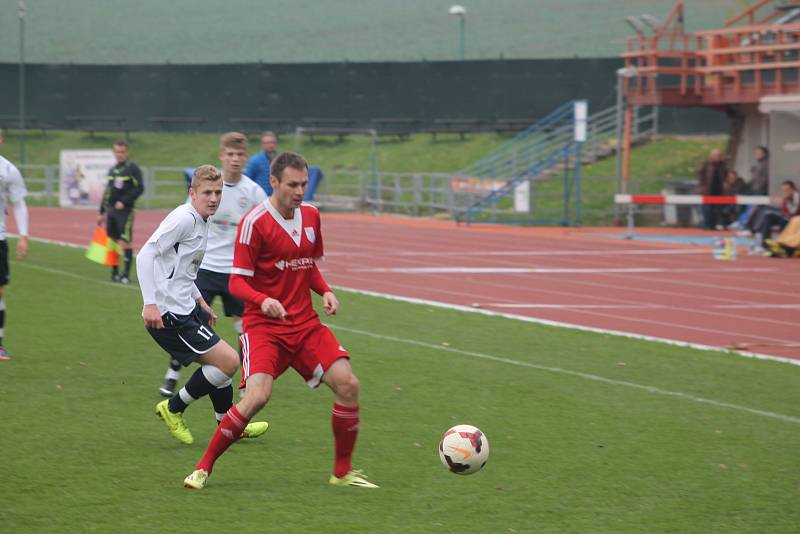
[144,203,208,315]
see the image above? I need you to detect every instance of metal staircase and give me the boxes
[453,101,656,225]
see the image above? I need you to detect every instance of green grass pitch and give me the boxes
[1,239,798,532]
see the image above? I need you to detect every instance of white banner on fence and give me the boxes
[514,180,530,213]
[59,150,115,208]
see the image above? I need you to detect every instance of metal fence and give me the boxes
[19,163,694,227]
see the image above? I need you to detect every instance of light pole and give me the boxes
[615,66,638,195]
[18,0,27,165]
[448,5,466,60]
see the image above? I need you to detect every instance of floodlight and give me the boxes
[640,15,661,32]
[625,16,648,36]
[448,5,466,16]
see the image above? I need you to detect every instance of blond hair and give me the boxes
[191,164,222,188]
[220,131,248,151]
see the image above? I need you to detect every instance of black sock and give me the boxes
[123,249,133,278]
[112,265,119,277]
[0,297,5,346]
[169,358,181,372]
[209,385,234,423]
[168,367,217,413]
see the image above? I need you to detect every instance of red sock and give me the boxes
[195,405,250,474]
[332,403,360,478]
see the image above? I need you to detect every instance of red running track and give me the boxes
[19,207,800,363]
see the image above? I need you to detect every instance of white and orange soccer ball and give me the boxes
[438,424,490,475]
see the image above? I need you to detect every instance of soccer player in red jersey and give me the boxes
[184,152,377,490]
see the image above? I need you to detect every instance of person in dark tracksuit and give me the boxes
[97,139,144,283]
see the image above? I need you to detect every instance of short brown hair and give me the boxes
[270,152,308,182]
[261,131,277,141]
[191,164,222,188]
[113,139,129,149]
[220,131,248,151]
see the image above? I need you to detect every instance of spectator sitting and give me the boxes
[749,180,800,254]
[729,145,769,231]
[245,131,279,196]
[765,214,800,258]
[697,148,728,230]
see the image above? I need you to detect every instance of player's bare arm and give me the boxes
[322,291,338,315]
[143,303,164,329]
[15,236,28,260]
[260,297,287,320]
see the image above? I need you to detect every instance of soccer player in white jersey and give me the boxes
[0,129,30,360]
[158,132,266,398]
[183,152,376,490]
[136,165,268,445]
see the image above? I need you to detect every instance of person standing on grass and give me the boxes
[97,139,144,284]
[0,129,30,361]
[136,165,268,445]
[183,152,377,490]
[245,131,279,196]
[157,132,266,398]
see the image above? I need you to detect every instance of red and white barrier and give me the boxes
[614,194,771,206]
[613,194,772,238]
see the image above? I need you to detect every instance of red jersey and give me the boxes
[231,200,327,331]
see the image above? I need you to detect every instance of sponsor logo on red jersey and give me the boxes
[274,257,315,271]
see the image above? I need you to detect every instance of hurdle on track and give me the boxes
[614,194,771,238]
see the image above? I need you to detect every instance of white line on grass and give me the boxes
[349,267,777,274]
[14,255,800,423]
[14,255,798,367]
[329,324,800,425]
[485,304,667,309]
[334,286,800,367]
[327,248,708,258]
[10,260,139,291]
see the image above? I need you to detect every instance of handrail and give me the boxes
[724,0,771,27]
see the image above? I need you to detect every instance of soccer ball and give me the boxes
[438,424,490,475]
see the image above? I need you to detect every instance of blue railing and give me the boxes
[454,100,586,225]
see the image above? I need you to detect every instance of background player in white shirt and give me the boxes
[0,129,30,361]
[136,165,267,445]
[158,132,266,398]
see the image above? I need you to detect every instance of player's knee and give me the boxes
[214,346,240,377]
[336,373,360,403]
[201,365,232,388]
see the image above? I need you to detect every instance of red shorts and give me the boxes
[240,322,349,388]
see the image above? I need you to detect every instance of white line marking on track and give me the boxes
[334,286,800,366]
[327,248,708,258]
[329,324,800,424]
[714,304,800,309]
[350,267,777,274]
[486,304,666,309]
[19,238,799,367]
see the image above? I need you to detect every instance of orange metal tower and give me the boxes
[619,0,800,192]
